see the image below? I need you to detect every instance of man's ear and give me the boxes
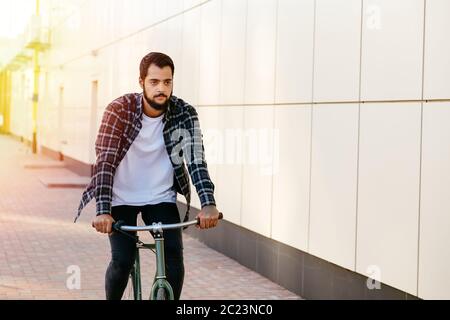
[139,77,144,89]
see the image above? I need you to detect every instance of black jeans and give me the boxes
[105,202,184,300]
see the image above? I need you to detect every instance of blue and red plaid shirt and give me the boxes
[74,93,216,223]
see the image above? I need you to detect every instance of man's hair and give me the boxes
[139,52,175,79]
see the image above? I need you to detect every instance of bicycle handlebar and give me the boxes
[112,212,223,233]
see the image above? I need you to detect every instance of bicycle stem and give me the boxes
[153,233,166,280]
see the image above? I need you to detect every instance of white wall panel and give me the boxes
[189,106,220,210]
[183,0,207,10]
[309,104,359,270]
[360,0,424,101]
[153,0,168,24]
[220,0,247,105]
[241,106,274,237]
[178,10,200,105]
[244,0,277,104]
[166,16,183,96]
[215,106,244,226]
[272,105,311,251]
[418,102,450,299]
[313,0,362,102]
[275,0,314,103]
[151,23,169,56]
[356,102,421,295]
[423,0,450,100]
[167,0,184,16]
[198,0,221,106]
[179,8,201,105]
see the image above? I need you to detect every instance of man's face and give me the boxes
[139,64,173,111]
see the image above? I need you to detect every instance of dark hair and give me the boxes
[139,52,175,80]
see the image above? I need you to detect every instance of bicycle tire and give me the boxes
[156,287,168,300]
[150,279,173,300]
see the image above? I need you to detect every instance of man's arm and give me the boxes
[182,106,220,229]
[91,102,124,233]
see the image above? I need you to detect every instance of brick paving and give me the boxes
[0,134,301,300]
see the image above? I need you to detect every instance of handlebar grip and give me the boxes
[196,212,224,225]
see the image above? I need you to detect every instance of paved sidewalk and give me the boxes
[0,134,301,300]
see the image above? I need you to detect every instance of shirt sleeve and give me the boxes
[182,106,216,208]
[93,102,124,215]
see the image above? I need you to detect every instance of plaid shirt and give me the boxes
[74,93,216,223]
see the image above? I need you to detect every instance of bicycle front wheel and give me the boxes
[150,279,174,300]
[156,287,168,300]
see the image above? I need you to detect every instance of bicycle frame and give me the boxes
[128,231,174,300]
[113,212,223,300]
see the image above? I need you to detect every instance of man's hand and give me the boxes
[92,214,115,234]
[196,205,220,229]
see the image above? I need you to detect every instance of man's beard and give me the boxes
[143,90,171,111]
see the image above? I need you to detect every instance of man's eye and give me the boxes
[150,81,158,85]
[165,81,172,85]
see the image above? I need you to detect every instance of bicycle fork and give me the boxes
[150,233,174,300]
[131,233,174,300]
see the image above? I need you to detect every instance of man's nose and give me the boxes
[157,82,165,92]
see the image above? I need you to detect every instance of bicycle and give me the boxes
[111,212,223,300]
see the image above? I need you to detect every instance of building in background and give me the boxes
[1,0,450,300]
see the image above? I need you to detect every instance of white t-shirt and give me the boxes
[111,112,177,207]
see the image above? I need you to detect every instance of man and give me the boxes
[75,52,221,300]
